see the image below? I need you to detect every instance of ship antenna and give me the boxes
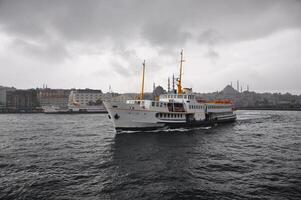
[140,60,146,100]
[177,49,185,94]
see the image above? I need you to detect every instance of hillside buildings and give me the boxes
[0,84,300,112]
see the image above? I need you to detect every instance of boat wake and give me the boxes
[117,126,212,134]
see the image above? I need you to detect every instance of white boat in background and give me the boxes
[42,105,107,114]
[104,50,236,131]
[42,105,69,114]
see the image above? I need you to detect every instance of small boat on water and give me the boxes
[104,50,236,131]
[42,105,107,114]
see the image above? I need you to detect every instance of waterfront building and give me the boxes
[38,89,70,108]
[0,86,16,107]
[69,89,103,106]
[6,89,40,111]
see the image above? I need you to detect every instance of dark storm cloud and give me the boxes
[1,0,300,48]
[0,0,301,91]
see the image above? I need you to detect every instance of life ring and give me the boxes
[114,113,120,119]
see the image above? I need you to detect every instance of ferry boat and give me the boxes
[104,51,236,131]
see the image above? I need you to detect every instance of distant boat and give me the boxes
[42,105,107,114]
[104,50,236,131]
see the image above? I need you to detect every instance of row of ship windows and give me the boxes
[189,105,203,109]
[151,102,167,107]
[156,113,183,118]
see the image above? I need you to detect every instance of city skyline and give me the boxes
[0,0,301,94]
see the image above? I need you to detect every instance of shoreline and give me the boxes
[1,108,300,114]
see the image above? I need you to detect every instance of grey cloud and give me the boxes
[9,38,69,63]
[1,0,300,52]
[111,61,133,77]
[205,48,219,59]
[141,21,191,48]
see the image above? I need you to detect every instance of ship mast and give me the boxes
[140,60,146,100]
[177,50,185,94]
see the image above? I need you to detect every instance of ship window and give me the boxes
[159,113,162,118]
[168,114,170,118]
[184,95,187,99]
[160,103,163,107]
[156,102,159,107]
[156,113,159,117]
[152,102,155,107]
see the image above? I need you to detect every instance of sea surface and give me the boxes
[0,110,300,200]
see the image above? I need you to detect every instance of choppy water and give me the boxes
[0,110,300,200]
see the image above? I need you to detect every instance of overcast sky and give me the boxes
[0,0,300,94]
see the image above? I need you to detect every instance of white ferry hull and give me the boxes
[104,101,165,130]
[104,101,236,132]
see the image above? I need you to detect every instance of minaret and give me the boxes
[167,77,170,93]
[172,74,175,94]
